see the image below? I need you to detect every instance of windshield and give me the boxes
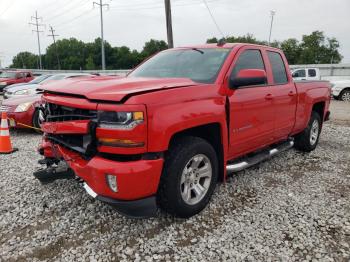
[30,74,52,84]
[128,48,231,83]
[0,72,17,78]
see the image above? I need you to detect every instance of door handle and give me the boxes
[265,94,273,100]
[288,91,295,97]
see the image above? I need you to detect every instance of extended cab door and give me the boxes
[265,50,297,140]
[227,48,275,158]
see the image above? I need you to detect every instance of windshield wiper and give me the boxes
[191,48,204,54]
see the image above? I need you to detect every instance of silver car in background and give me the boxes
[4,73,93,99]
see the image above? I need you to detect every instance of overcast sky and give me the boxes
[0,0,349,67]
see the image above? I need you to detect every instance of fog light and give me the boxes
[106,174,118,192]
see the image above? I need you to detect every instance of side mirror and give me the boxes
[292,72,299,77]
[229,69,267,89]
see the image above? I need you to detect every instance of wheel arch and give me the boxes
[167,123,225,182]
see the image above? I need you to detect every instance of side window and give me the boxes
[293,69,306,78]
[26,73,31,78]
[267,51,288,84]
[308,69,316,77]
[231,49,265,78]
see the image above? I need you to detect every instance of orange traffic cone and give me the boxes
[0,112,17,154]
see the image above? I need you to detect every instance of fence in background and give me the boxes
[290,64,350,81]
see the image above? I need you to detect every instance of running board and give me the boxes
[226,139,294,173]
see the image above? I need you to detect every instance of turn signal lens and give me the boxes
[98,138,145,148]
[133,111,144,121]
[106,174,118,192]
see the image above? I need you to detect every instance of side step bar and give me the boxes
[226,139,294,173]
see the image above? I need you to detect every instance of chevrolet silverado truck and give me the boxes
[34,43,331,218]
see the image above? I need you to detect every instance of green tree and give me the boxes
[141,39,168,60]
[85,55,96,70]
[10,52,38,69]
[298,31,342,64]
[280,38,301,65]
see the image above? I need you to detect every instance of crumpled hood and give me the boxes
[39,77,197,102]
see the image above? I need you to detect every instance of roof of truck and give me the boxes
[173,42,281,51]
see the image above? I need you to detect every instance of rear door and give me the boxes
[265,50,297,140]
[227,48,275,158]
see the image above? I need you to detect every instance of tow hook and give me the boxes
[33,160,75,184]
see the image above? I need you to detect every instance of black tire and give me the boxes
[340,89,350,102]
[294,111,322,152]
[157,136,218,218]
[32,109,42,133]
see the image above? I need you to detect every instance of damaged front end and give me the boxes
[33,93,163,218]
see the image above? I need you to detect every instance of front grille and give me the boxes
[45,103,97,122]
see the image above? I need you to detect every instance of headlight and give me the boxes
[14,89,30,95]
[98,111,144,130]
[15,102,33,112]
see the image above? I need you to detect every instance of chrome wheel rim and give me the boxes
[310,120,319,145]
[180,154,212,205]
[342,92,350,102]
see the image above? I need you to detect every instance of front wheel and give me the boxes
[157,136,218,218]
[294,111,321,152]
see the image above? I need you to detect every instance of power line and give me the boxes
[93,0,109,70]
[48,26,61,69]
[202,0,225,38]
[0,0,17,18]
[29,11,45,69]
[46,0,90,22]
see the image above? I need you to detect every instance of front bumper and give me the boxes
[39,142,164,217]
[84,183,157,218]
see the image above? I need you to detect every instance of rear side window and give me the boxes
[231,50,265,78]
[293,69,306,78]
[308,69,316,77]
[267,51,288,84]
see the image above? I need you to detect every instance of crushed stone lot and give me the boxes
[0,106,349,261]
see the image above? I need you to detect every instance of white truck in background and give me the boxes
[292,67,350,101]
[292,68,321,81]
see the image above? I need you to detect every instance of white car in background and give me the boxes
[331,80,350,101]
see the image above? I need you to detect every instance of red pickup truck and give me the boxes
[0,70,34,93]
[34,43,331,218]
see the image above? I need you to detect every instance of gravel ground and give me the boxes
[0,102,349,261]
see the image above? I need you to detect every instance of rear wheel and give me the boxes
[157,136,218,218]
[340,89,350,102]
[294,111,321,152]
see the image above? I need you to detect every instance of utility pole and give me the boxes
[29,11,45,69]
[48,26,61,70]
[93,0,109,70]
[164,0,174,48]
[268,10,276,46]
